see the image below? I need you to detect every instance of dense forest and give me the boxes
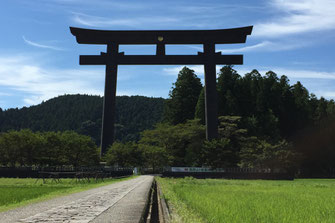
[107,66,335,176]
[1,66,335,176]
[0,95,165,144]
[0,130,99,167]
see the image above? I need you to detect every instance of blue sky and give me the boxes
[1,0,335,109]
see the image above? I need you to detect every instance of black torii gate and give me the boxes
[70,26,253,156]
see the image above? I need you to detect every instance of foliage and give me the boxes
[158,177,335,223]
[201,138,233,168]
[105,141,143,168]
[214,66,335,173]
[239,139,300,171]
[217,65,240,115]
[140,119,205,166]
[104,141,169,170]
[294,113,335,175]
[164,67,203,124]
[1,65,335,173]
[0,129,43,167]
[139,144,168,171]
[0,130,99,167]
[0,95,165,144]
[136,115,299,171]
[61,131,100,167]
[194,87,205,124]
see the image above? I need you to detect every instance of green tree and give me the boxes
[0,129,44,166]
[61,131,99,167]
[239,139,299,172]
[78,120,101,145]
[202,138,234,168]
[140,144,168,171]
[105,142,143,167]
[194,87,205,124]
[40,131,65,166]
[18,129,44,166]
[291,81,310,131]
[164,67,202,124]
[0,130,21,166]
[218,116,248,154]
[217,66,240,116]
[140,119,205,166]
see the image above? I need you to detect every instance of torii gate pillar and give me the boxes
[203,43,219,139]
[101,43,118,153]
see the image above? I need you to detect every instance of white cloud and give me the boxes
[0,56,104,106]
[217,41,303,53]
[235,67,335,80]
[162,65,226,82]
[163,65,205,76]
[188,40,304,53]
[0,92,11,96]
[23,36,65,51]
[72,12,178,28]
[218,42,272,53]
[50,0,146,10]
[254,0,335,37]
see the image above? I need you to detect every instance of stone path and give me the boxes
[0,175,153,223]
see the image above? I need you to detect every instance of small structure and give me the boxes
[70,26,253,156]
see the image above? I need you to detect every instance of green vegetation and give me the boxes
[107,66,335,175]
[1,66,335,174]
[105,117,296,172]
[0,130,99,167]
[0,95,165,143]
[105,119,205,168]
[164,67,202,124]
[157,177,335,223]
[0,176,135,212]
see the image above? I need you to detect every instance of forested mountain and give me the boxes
[0,94,165,144]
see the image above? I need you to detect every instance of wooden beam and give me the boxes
[70,26,253,45]
[100,43,118,156]
[203,43,219,140]
[79,54,243,65]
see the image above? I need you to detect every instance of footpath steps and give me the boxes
[0,175,154,223]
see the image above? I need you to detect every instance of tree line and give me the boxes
[0,129,99,167]
[1,66,335,175]
[105,117,299,173]
[106,66,335,175]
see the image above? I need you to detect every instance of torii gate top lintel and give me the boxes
[70,26,253,45]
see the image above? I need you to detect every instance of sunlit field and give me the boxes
[157,177,335,223]
[0,176,135,212]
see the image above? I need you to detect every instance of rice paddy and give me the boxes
[157,177,335,223]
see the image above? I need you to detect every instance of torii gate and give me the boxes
[70,26,253,156]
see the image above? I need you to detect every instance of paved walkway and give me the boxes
[0,175,154,223]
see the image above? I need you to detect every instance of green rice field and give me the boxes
[157,177,335,223]
[0,176,135,212]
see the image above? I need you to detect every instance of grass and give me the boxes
[157,177,335,223]
[0,176,136,212]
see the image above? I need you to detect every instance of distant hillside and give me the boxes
[0,94,165,144]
